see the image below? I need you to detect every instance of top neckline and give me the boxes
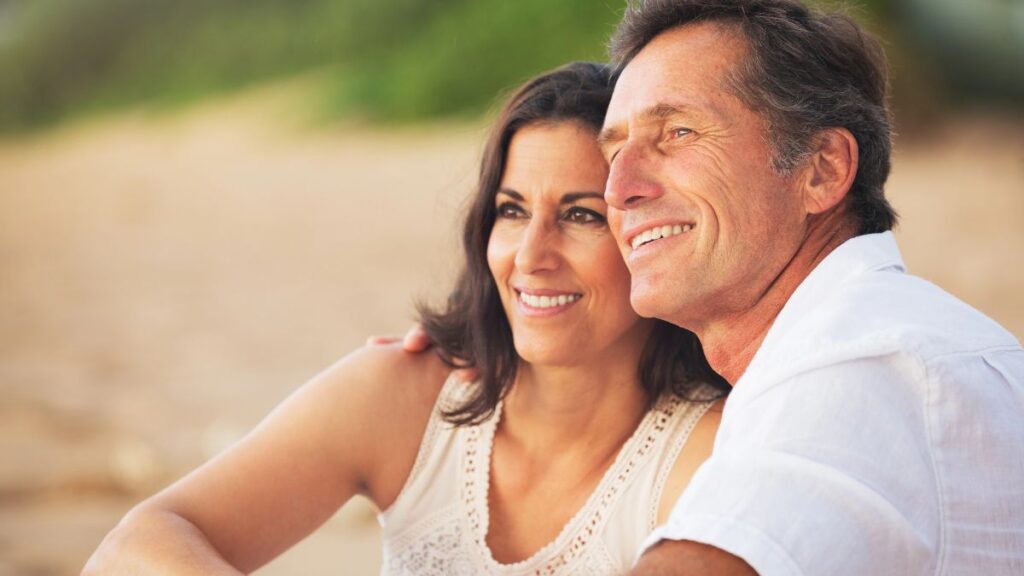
[461,391,684,573]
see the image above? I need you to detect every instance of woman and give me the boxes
[84,62,728,575]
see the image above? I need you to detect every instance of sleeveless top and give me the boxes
[377,376,718,576]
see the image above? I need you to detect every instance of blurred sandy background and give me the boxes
[0,84,482,574]
[0,1,1022,575]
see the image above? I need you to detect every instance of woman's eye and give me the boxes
[563,207,605,225]
[496,202,526,219]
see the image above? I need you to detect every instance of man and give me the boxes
[397,1,1023,573]
[595,1,1024,575]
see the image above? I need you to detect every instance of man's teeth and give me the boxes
[519,292,580,308]
[630,223,693,250]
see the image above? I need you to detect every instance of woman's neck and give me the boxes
[499,357,649,461]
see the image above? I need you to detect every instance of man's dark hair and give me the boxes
[418,61,728,426]
[611,0,898,234]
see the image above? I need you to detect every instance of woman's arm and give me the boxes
[83,344,449,574]
[82,505,244,575]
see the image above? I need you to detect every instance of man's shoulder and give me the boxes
[736,263,1024,422]
[724,270,1024,575]
[836,268,1016,351]
[759,264,1018,379]
[693,237,1024,576]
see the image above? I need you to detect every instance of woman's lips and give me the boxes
[514,288,582,314]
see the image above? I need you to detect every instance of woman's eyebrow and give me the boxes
[496,188,524,200]
[561,192,604,204]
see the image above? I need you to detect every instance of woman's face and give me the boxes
[487,120,653,368]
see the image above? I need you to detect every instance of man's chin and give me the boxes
[630,280,699,329]
[629,285,669,320]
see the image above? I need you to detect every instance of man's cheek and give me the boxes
[607,208,626,241]
[607,210,632,260]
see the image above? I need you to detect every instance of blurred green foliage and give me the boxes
[0,0,1018,133]
[0,0,619,131]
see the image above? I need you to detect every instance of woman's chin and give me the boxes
[513,338,578,368]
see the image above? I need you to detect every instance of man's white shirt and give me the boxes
[643,232,1024,575]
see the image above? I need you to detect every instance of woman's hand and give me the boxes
[367,325,478,381]
[365,324,433,351]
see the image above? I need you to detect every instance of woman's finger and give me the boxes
[365,335,402,347]
[401,324,433,352]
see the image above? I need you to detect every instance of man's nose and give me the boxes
[514,219,560,274]
[604,143,664,210]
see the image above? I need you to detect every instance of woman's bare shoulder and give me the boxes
[316,344,454,507]
[317,343,452,415]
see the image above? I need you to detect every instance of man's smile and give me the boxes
[623,221,696,252]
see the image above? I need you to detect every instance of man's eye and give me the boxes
[670,127,693,139]
[496,202,526,219]
[563,207,605,225]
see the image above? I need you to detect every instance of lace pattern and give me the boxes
[383,506,476,576]
[381,381,703,576]
[647,386,718,531]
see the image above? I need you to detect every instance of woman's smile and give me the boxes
[514,288,583,317]
[487,120,652,367]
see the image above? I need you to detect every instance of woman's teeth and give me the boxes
[519,292,580,309]
[631,223,693,250]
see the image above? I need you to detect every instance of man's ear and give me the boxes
[800,127,858,215]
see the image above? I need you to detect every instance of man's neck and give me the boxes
[701,213,859,384]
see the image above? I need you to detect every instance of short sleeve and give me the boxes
[640,356,941,576]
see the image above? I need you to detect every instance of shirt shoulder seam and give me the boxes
[916,352,947,576]
[921,343,1021,367]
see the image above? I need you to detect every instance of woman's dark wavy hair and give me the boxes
[418,61,729,426]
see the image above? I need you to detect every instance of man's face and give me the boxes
[600,22,810,330]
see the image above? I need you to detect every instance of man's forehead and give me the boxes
[605,22,746,124]
[629,19,747,69]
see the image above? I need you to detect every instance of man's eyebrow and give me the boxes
[597,126,625,152]
[561,192,603,204]
[496,188,523,201]
[598,103,694,152]
[643,102,690,121]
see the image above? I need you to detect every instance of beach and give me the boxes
[1,89,1021,575]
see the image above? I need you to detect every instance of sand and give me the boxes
[0,89,1021,575]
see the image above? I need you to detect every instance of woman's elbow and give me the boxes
[82,503,243,576]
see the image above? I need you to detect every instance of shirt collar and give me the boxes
[742,231,905,377]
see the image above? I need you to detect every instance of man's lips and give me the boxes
[623,221,696,251]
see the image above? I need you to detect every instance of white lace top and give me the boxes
[377,376,718,576]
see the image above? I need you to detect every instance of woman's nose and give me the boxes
[513,218,560,274]
[604,143,665,211]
